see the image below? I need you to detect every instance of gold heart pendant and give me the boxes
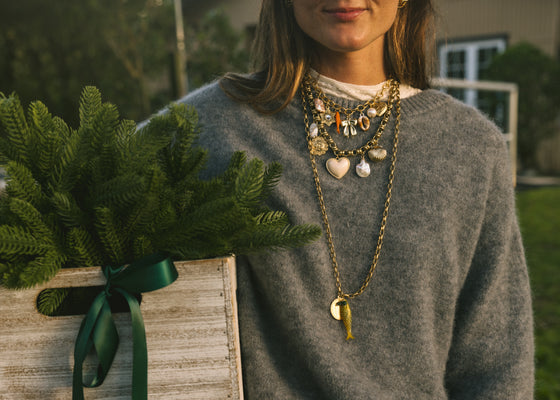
[326,157,350,179]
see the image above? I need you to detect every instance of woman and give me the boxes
[181,0,534,398]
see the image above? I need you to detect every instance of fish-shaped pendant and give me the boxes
[336,299,355,340]
[335,112,341,134]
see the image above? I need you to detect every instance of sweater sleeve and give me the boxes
[444,139,534,399]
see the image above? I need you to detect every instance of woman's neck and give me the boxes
[311,45,387,86]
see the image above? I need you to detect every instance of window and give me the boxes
[439,37,507,105]
[439,37,508,129]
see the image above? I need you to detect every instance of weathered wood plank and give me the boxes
[0,256,243,399]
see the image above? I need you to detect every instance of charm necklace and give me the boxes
[302,74,396,179]
[300,78,402,340]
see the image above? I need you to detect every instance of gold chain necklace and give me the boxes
[302,74,397,179]
[300,80,402,340]
[308,75,391,132]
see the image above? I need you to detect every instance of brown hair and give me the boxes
[220,0,435,114]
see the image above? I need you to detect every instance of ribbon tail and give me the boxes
[89,304,120,387]
[73,295,119,399]
[116,288,148,400]
[72,254,177,399]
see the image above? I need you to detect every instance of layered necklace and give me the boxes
[300,73,402,340]
[302,73,398,179]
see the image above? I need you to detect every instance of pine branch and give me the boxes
[165,235,231,261]
[232,224,322,254]
[50,192,86,228]
[221,151,247,188]
[121,167,170,237]
[146,105,207,184]
[0,94,31,165]
[53,133,83,193]
[52,116,72,141]
[181,197,247,236]
[8,198,55,241]
[78,86,103,130]
[94,207,125,265]
[28,101,61,178]
[132,236,154,259]
[254,211,289,227]
[4,161,43,207]
[260,162,283,203]
[234,158,264,210]
[90,104,121,183]
[67,227,103,267]
[91,174,146,210]
[157,198,248,255]
[168,102,199,133]
[0,225,54,255]
[37,288,70,316]
[0,261,25,288]
[18,250,67,288]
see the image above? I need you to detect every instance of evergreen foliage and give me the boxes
[0,87,321,312]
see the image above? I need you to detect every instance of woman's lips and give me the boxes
[324,8,366,22]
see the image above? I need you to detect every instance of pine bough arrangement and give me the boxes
[0,87,320,314]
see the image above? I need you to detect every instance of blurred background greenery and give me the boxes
[0,0,558,398]
[517,187,560,399]
[0,0,250,126]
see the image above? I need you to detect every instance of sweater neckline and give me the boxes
[288,87,452,118]
[309,68,422,101]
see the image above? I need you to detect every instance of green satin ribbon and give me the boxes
[72,253,178,400]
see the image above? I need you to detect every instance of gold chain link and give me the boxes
[300,80,402,299]
[307,75,391,118]
[302,75,396,158]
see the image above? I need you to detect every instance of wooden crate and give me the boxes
[0,256,243,399]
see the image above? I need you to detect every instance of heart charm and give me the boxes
[368,147,387,162]
[326,157,350,179]
[373,101,388,117]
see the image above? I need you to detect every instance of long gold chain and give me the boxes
[302,76,396,158]
[301,81,402,299]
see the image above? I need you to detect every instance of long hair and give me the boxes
[220,0,435,114]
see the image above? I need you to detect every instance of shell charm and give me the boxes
[367,146,388,162]
[309,137,329,156]
[314,98,326,113]
[356,158,371,178]
[326,157,351,179]
[358,114,370,131]
[309,122,319,138]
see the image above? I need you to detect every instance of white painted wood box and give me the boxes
[0,256,243,399]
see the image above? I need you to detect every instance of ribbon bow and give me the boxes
[342,119,358,137]
[72,253,178,400]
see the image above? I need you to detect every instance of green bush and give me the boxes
[484,43,560,171]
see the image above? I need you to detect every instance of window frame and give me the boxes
[438,36,508,106]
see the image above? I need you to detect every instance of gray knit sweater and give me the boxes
[180,81,534,399]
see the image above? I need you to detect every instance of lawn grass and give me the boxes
[516,187,560,399]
